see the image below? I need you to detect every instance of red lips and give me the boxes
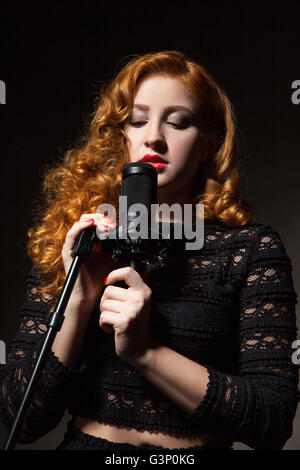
[140,154,168,164]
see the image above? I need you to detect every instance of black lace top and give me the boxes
[0,220,299,449]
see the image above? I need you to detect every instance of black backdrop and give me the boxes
[0,1,299,450]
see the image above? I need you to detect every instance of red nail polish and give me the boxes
[86,218,94,223]
[104,276,108,284]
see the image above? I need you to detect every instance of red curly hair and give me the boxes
[27,50,254,301]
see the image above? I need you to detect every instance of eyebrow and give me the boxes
[132,104,193,113]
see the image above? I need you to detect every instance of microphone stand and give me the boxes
[3,162,160,450]
[3,222,171,449]
[3,228,97,450]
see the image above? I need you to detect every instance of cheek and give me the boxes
[125,128,142,149]
[124,132,136,159]
[174,133,203,164]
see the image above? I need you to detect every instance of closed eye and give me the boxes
[128,118,192,129]
[128,120,147,127]
[167,119,191,130]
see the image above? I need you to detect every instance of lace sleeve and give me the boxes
[0,266,82,444]
[186,226,300,450]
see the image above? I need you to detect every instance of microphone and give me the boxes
[3,163,158,450]
[73,161,188,286]
[120,162,157,244]
[97,162,158,279]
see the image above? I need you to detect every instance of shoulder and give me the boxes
[233,223,291,263]
[200,220,295,277]
[26,264,45,287]
[23,264,54,306]
[204,219,290,255]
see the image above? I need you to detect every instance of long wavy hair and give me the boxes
[27,50,254,301]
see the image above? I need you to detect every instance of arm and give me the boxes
[0,215,114,443]
[0,266,92,444]
[129,341,210,414]
[129,226,300,450]
[0,215,115,444]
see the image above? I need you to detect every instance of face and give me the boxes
[124,74,206,198]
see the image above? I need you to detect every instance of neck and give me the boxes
[155,185,196,223]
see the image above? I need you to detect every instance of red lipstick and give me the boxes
[140,154,168,171]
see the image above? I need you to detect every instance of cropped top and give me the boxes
[0,219,299,450]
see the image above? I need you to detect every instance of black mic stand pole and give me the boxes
[3,228,97,450]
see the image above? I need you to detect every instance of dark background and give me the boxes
[0,1,299,450]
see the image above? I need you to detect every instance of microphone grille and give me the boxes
[121,162,157,210]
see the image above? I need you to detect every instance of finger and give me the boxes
[103,285,148,308]
[95,209,117,225]
[63,219,96,252]
[80,213,116,227]
[99,311,122,334]
[79,213,97,222]
[63,216,117,254]
[105,267,145,290]
[100,298,123,313]
[102,285,129,301]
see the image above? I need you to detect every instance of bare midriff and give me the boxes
[73,416,224,449]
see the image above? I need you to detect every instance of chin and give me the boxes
[156,174,170,185]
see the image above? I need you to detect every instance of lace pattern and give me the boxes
[0,222,299,449]
[0,269,80,443]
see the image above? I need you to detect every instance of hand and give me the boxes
[62,213,117,306]
[99,267,153,363]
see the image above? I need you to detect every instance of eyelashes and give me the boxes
[128,119,191,130]
[128,120,147,127]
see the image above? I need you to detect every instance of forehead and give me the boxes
[133,74,196,110]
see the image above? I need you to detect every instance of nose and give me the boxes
[144,121,167,153]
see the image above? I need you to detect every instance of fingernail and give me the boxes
[104,276,109,284]
[85,218,94,223]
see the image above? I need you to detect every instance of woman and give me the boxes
[0,51,299,451]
